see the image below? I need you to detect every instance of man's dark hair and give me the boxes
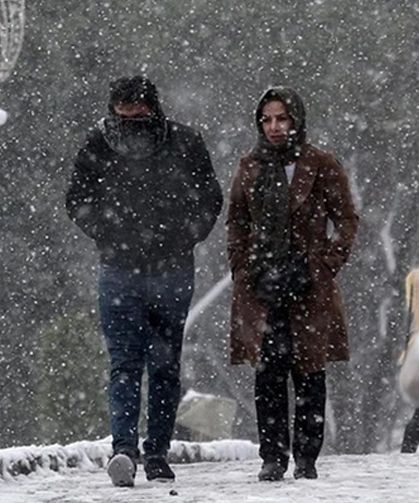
[109,75,159,111]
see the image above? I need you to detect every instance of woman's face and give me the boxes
[261,100,294,145]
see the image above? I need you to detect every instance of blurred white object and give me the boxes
[185,273,231,334]
[0,108,8,125]
[177,389,237,440]
[399,269,419,405]
[0,0,25,82]
[399,334,419,406]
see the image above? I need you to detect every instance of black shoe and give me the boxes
[107,453,137,487]
[144,456,175,482]
[258,462,285,481]
[294,460,318,479]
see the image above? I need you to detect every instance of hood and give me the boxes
[255,86,307,146]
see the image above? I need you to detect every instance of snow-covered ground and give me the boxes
[2,449,419,502]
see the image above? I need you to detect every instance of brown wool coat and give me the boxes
[227,143,359,374]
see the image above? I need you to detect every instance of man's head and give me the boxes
[103,75,167,158]
[108,75,162,119]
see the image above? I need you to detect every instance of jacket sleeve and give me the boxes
[322,155,359,275]
[226,160,252,276]
[185,132,223,244]
[65,138,104,240]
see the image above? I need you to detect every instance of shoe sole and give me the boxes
[107,454,135,487]
[147,477,175,483]
[294,472,318,479]
[258,476,284,482]
[146,473,175,483]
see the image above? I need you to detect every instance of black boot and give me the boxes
[144,456,175,481]
[401,408,419,453]
[294,459,318,479]
[258,461,285,481]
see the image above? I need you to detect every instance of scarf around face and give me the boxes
[102,115,167,159]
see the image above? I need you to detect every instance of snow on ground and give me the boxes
[2,452,419,502]
[0,438,258,478]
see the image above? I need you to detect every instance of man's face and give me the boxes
[114,101,152,118]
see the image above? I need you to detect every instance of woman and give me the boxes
[227,87,359,481]
[400,269,419,453]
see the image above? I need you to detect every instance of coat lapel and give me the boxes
[289,146,318,213]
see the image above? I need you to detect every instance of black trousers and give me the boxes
[401,408,419,453]
[255,306,326,470]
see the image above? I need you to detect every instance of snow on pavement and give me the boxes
[1,453,419,503]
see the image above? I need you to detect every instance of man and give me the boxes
[66,75,223,487]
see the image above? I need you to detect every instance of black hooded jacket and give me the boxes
[66,80,223,271]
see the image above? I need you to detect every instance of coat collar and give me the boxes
[289,144,319,214]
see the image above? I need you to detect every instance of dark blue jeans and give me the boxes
[98,264,194,460]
